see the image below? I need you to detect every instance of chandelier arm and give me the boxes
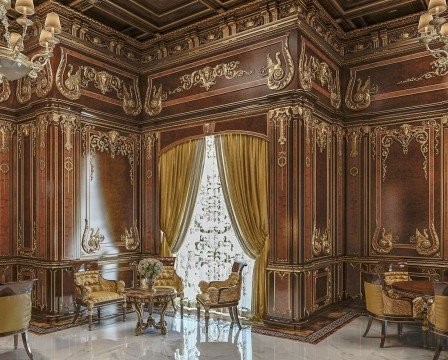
[424,40,448,58]
[0,5,11,47]
[28,49,53,79]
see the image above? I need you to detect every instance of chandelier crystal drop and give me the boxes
[418,0,448,65]
[0,0,60,81]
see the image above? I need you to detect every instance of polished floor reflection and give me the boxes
[0,313,440,359]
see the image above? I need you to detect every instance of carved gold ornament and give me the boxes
[0,80,10,103]
[372,226,396,254]
[120,221,140,251]
[56,49,142,116]
[0,122,12,153]
[17,61,53,104]
[144,82,166,116]
[260,36,294,90]
[144,132,157,161]
[412,223,440,256]
[299,42,341,109]
[89,130,135,184]
[345,73,372,111]
[17,221,37,257]
[81,219,104,254]
[312,221,332,256]
[347,127,362,158]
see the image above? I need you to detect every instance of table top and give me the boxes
[391,281,439,296]
[125,287,176,300]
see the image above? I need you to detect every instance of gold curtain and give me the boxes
[159,138,205,256]
[215,133,269,320]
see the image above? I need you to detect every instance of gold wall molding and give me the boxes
[304,117,332,153]
[120,221,140,251]
[0,122,13,153]
[371,226,396,254]
[312,221,332,257]
[299,42,341,109]
[144,132,158,162]
[56,49,142,116]
[81,219,104,254]
[0,80,11,103]
[144,61,254,117]
[17,221,37,257]
[398,56,448,84]
[345,73,373,111]
[412,223,440,256]
[89,129,136,184]
[346,127,366,158]
[260,35,294,90]
[17,61,53,104]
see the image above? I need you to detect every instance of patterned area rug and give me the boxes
[29,318,90,335]
[251,309,359,344]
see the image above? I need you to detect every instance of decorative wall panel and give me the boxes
[0,122,13,257]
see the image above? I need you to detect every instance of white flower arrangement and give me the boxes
[137,258,164,282]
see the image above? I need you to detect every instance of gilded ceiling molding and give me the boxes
[260,35,294,91]
[89,130,135,184]
[371,226,396,254]
[17,61,53,104]
[413,223,440,256]
[345,73,373,111]
[56,49,142,116]
[0,122,13,153]
[145,61,254,117]
[81,219,104,254]
[120,221,140,251]
[0,80,10,103]
[299,42,341,109]
[312,220,332,257]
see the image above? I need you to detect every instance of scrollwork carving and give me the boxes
[372,226,396,254]
[17,60,53,104]
[413,223,440,256]
[0,79,10,103]
[312,220,332,257]
[0,122,12,153]
[347,127,362,158]
[345,73,373,111]
[81,219,104,254]
[120,221,140,251]
[144,82,165,116]
[260,35,294,90]
[56,49,142,115]
[299,42,341,109]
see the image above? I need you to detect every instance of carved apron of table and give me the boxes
[125,288,176,336]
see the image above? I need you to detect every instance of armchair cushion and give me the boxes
[88,291,124,303]
[197,272,242,306]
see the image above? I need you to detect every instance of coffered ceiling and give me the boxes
[43,0,248,42]
[317,0,428,31]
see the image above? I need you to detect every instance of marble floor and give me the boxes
[0,313,444,360]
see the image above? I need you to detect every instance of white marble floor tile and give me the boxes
[0,313,443,359]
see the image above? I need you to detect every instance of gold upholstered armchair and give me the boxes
[197,262,247,333]
[154,257,185,318]
[382,261,410,287]
[428,283,448,360]
[72,270,126,331]
[0,281,34,359]
[363,279,424,348]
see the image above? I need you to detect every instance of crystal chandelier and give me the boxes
[418,0,448,63]
[0,0,60,81]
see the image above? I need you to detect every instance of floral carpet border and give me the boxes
[251,310,359,344]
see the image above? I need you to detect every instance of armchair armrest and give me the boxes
[199,280,210,294]
[74,284,92,303]
[99,276,123,294]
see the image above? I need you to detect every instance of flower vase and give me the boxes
[145,278,156,293]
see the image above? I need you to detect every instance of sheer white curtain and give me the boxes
[175,136,255,315]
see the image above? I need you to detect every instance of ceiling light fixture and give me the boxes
[0,0,60,82]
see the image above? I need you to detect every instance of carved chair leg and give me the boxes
[88,307,93,331]
[123,301,127,321]
[14,334,18,349]
[233,306,242,330]
[380,321,387,348]
[197,304,201,321]
[171,298,178,312]
[229,307,235,325]
[180,298,184,319]
[205,308,210,334]
[72,302,81,324]
[97,307,101,323]
[363,316,373,337]
[434,334,442,360]
[22,331,33,360]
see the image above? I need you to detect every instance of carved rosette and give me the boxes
[81,219,104,254]
[299,42,341,109]
[260,35,294,91]
[144,61,254,116]
[121,221,140,251]
[17,61,53,104]
[345,73,373,111]
[312,221,332,257]
[56,49,142,116]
